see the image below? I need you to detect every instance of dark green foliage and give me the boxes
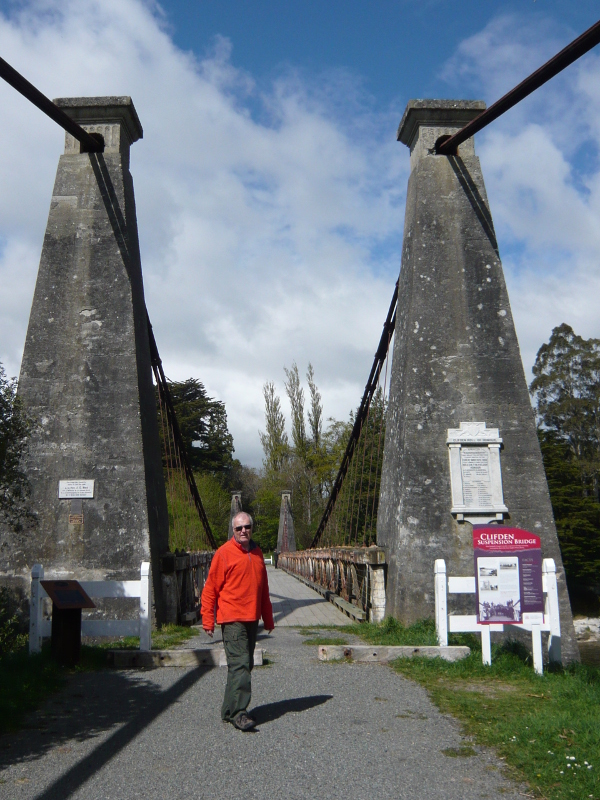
[343,616,439,646]
[161,378,235,476]
[324,387,387,547]
[530,325,600,590]
[538,429,600,584]
[530,324,600,476]
[193,471,231,544]
[0,587,27,657]
[0,649,63,734]
[253,480,281,552]
[0,362,31,530]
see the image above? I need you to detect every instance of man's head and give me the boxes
[232,512,253,549]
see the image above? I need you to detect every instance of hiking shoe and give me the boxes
[232,712,256,731]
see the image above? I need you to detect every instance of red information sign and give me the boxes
[473,527,544,625]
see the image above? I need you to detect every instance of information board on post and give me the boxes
[473,527,544,625]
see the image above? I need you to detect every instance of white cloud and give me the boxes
[0,0,406,466]
[442,14,600,381]
[3,4,598,469]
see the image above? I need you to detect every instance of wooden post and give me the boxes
[51,606,82,666]
[531,625,544,675]
[481,627,492,666]
[29,564,44,654]
[434,559,448,646]
[543,558,562,664]
[140,561,151,652]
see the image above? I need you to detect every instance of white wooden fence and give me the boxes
[434,558,561,675]
[29,562,151,654]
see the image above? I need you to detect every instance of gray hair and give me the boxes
[232,511,253,528]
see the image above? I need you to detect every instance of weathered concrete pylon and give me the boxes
[228,490,243,539]
[277,491,296,552]
[376,100,578,661]
[1,97,169,622]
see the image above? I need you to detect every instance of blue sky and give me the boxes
[0,0,599,465]
[163,1,598,104]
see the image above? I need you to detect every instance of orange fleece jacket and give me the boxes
[201,537,274,631]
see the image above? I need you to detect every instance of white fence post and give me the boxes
[29,564,44,654]
[531,625,543,674]
[434,558,562,672]
[543,558,561,664]
[481,627,492,666]
[434,559,448,646]
[140,561,151,652]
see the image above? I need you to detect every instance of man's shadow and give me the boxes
[251,694,332,726]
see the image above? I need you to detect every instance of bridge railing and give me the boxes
[277,547,386,623]
[161,550,214,625]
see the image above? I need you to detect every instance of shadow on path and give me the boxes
[252,694,332,726]
[0,666,210,800]
[270,593,330,623]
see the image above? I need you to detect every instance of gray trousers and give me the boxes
[221,621,259,721]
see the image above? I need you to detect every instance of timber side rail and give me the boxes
[160,550,213,625]
[278,546,386,622]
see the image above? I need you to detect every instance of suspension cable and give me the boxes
[147,313,217,549]
[437,18,600,156]
[310,280,398,548]
[0,56,104,152]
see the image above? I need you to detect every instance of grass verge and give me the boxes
[297,616,440,646]
[0,649,63,734]
[302,636,348,646]
[342,617,599,800]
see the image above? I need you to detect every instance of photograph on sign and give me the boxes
[473,526,544,626]
[477,556,521,622]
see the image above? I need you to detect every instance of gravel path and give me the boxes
[0,627,526,800]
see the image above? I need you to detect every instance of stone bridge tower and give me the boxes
[376,100,578,661]
[228,490,243,539]
[1,97,169,622]
[277,491,296,553]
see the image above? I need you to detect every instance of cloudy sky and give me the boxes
[0,0,599,466]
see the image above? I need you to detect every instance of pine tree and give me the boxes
[530,324,600,586]
[0,363,31,531]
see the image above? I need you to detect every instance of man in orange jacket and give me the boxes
[201,511,274,731]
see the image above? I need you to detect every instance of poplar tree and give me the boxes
[259,381,288,473]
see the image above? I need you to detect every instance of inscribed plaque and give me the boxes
[460,448,493,507]
[58,480,94,499]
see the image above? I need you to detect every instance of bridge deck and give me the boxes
[266,565,350,626]
[0,568,525,799]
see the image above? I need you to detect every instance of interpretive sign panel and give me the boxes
[58,480,94,499]
[40,580,95,609]
[473,527,544,625]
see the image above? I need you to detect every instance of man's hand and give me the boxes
[203,627,214,638]
[266,628,274,635]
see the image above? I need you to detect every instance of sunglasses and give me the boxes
[234,524,252,532]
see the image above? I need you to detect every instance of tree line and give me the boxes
[529,323,600,610]
[1,323,598,605]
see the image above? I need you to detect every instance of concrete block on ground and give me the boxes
[317,644,470,663]
[108,647,264,668]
